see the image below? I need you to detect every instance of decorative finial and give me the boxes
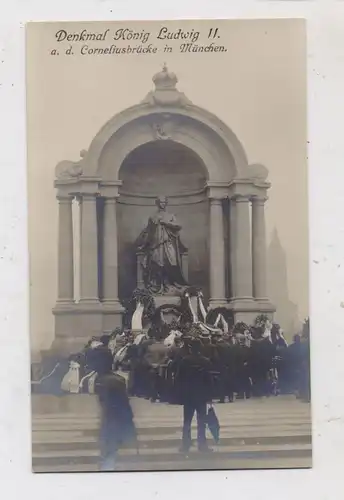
[141,66,192,106]
[152,64,178,90]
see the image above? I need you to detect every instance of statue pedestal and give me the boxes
[152,295,183,326]
[153,295,182,308]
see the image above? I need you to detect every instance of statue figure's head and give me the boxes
[155,195,168,211]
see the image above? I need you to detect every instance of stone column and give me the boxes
[235,195,253,299]
[57,195,74,304]
[252,196,268,299]
[103,196,120,304]
[229,197,237,298]
[209,197,227,306]
[80,193,99,303]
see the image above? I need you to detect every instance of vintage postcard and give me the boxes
[27,19,310,473]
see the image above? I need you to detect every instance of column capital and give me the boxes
[103,196,118,204]
[100,181,122,199]
[75,194,82,205]
[206,181,228,201]
[80,192,99,201]
[56,194,73,203]
[252,195,268,205]
[209,197,223,205]
[233,194,251,203]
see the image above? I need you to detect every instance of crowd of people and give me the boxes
[82,317,310,469]
[32,312,310,470]
[91,317,311,405]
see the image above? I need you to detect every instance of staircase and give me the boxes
[32,395,312,472]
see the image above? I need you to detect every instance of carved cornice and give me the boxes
[206,181,228,200]
[228,178,270,200]
[67,177,102,198]
[118,186,206,199]
[99,180,123,198]
[118,188,207,207]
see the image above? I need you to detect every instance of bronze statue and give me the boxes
[137,196,188,294]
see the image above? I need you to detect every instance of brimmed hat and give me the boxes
[212,331,223,338]
[200,330,210,337]
[233,322,249,334]
[189,338,202,352]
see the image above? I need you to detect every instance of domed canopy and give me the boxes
[55,67,269,198]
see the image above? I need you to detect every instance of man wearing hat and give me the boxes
[212,332,232,403]
[88,346,136,471]
[175,338,213,453]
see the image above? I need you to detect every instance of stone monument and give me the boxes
[52,65,275,355]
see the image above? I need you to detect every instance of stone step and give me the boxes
[32,447,312,469]
[32,455,312,473]
[32,408,311,423]
[32,412,311,423]
[31,395,312,472]
[33,427,311,441]
[33,442,312,458]
[32,434,312,452]
[31,394,311,415]
[32,407,311,417]
[32,403,311,414]
[32,425,311,438]
[32,423,312,437]
[32,422,311,433]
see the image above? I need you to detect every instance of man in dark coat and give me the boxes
[89,346,136,471]
[144,331,168,402]
[287,334,303,394]
[232,334,252,399]
[214,335,234,403]
[175,338,213,453]
[249,330,275,397]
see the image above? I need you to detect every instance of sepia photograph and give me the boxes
[27,18,310,473]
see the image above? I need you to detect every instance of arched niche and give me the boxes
[119,139,208,195]
[116,139,211,300]
[96,111,239,183]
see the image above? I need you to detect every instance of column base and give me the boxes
[101,300,125,333]
[208,298,229,309]
[78,298,101,307]
[253,298,276,314]
[229,297,275,326]
[50,336,92,357]
[55,299,75,309]
[52,301,116,356]
[229,297,256,310]
[230,297,256,324]
[102,299,125,311]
